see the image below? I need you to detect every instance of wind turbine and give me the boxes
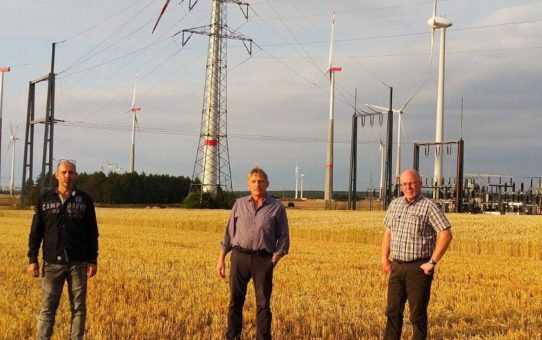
[115,161,123,174]
[295,164,300,199]
[8,123,19,196]
[128,76,141,174]
[324,11,341,201]
[427,0,452,198]
[364,84,423,186]
[107,160,114,173]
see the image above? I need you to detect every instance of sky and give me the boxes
[1,0,541,193]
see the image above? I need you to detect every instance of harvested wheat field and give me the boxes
[1,208,541,339]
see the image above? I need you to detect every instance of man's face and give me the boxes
[248,174,269,198]
[400,171,421,202]
[55,162,78,191]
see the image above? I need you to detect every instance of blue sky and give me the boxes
[1,0,541,192]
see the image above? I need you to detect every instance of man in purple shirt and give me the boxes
[216,167,290,340]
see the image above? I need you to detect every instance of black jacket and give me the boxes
[28,188,99,265]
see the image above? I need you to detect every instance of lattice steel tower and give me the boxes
[179,0,252,194]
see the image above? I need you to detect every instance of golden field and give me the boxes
[1,208,541,339]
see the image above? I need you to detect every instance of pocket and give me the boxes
[405,214,422,234]
[391,213,421,235]
[43,261,63,272]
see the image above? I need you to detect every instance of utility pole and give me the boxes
[0,66,11,190]
[22,42,60,195]
[300,173,305,199]
[41,42,57,188]
[384,87,394,209]
[349,90,387,210]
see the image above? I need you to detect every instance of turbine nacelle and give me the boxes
[427,16,452,29]
[427,0,453,63]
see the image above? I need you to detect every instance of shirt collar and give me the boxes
[55,188,77,197]
[403,194,422,205]
[248,194,269,204]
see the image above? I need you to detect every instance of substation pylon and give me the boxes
[181,0,252,196]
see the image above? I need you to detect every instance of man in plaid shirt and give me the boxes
[381,169,453,340]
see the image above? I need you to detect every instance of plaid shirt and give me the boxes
[383,195,451,261]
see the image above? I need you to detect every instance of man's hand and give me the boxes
[87,264,98,278]
[420,262,435,275]
[271,254,283,267]
[27,263,39,277]
[381,257,392,275]
[216,249,227,279]
[381,228,392,275]
[216,260,226,278]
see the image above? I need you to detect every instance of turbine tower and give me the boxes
[427,0,452,198]
[129,75,141,174]
[0,66,11,190]
[152,0,252,194]
[295,164,300,199]
[324,11,341,201]
[8,123,19,195]
[379,140,385,200]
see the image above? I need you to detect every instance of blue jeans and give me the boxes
[37,261,88,340]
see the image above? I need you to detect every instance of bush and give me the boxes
[183,190,236,209]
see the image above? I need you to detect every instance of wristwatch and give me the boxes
[429,258,438,265]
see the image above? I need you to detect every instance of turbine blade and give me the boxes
[327,10,335,71]
[10,122,14,136]
[135,115,141,134]
[400,114,406,136]
[365,104,388,113]
[152,0,171,34]
[430,28,435,64]
[429,0,437,64]
[399,82,425,112]
[131,75,138,109]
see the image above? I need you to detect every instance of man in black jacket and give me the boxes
[27,160,99,340]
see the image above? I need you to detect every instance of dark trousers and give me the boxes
[384,260,433,340]
[227,249,274,340]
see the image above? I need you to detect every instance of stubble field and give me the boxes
[0,208,541,339]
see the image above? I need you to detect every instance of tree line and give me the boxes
[24,172,192,206]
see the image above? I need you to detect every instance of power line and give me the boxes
[58,119,381,145]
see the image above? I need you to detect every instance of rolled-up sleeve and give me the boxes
[220,201,238,253]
